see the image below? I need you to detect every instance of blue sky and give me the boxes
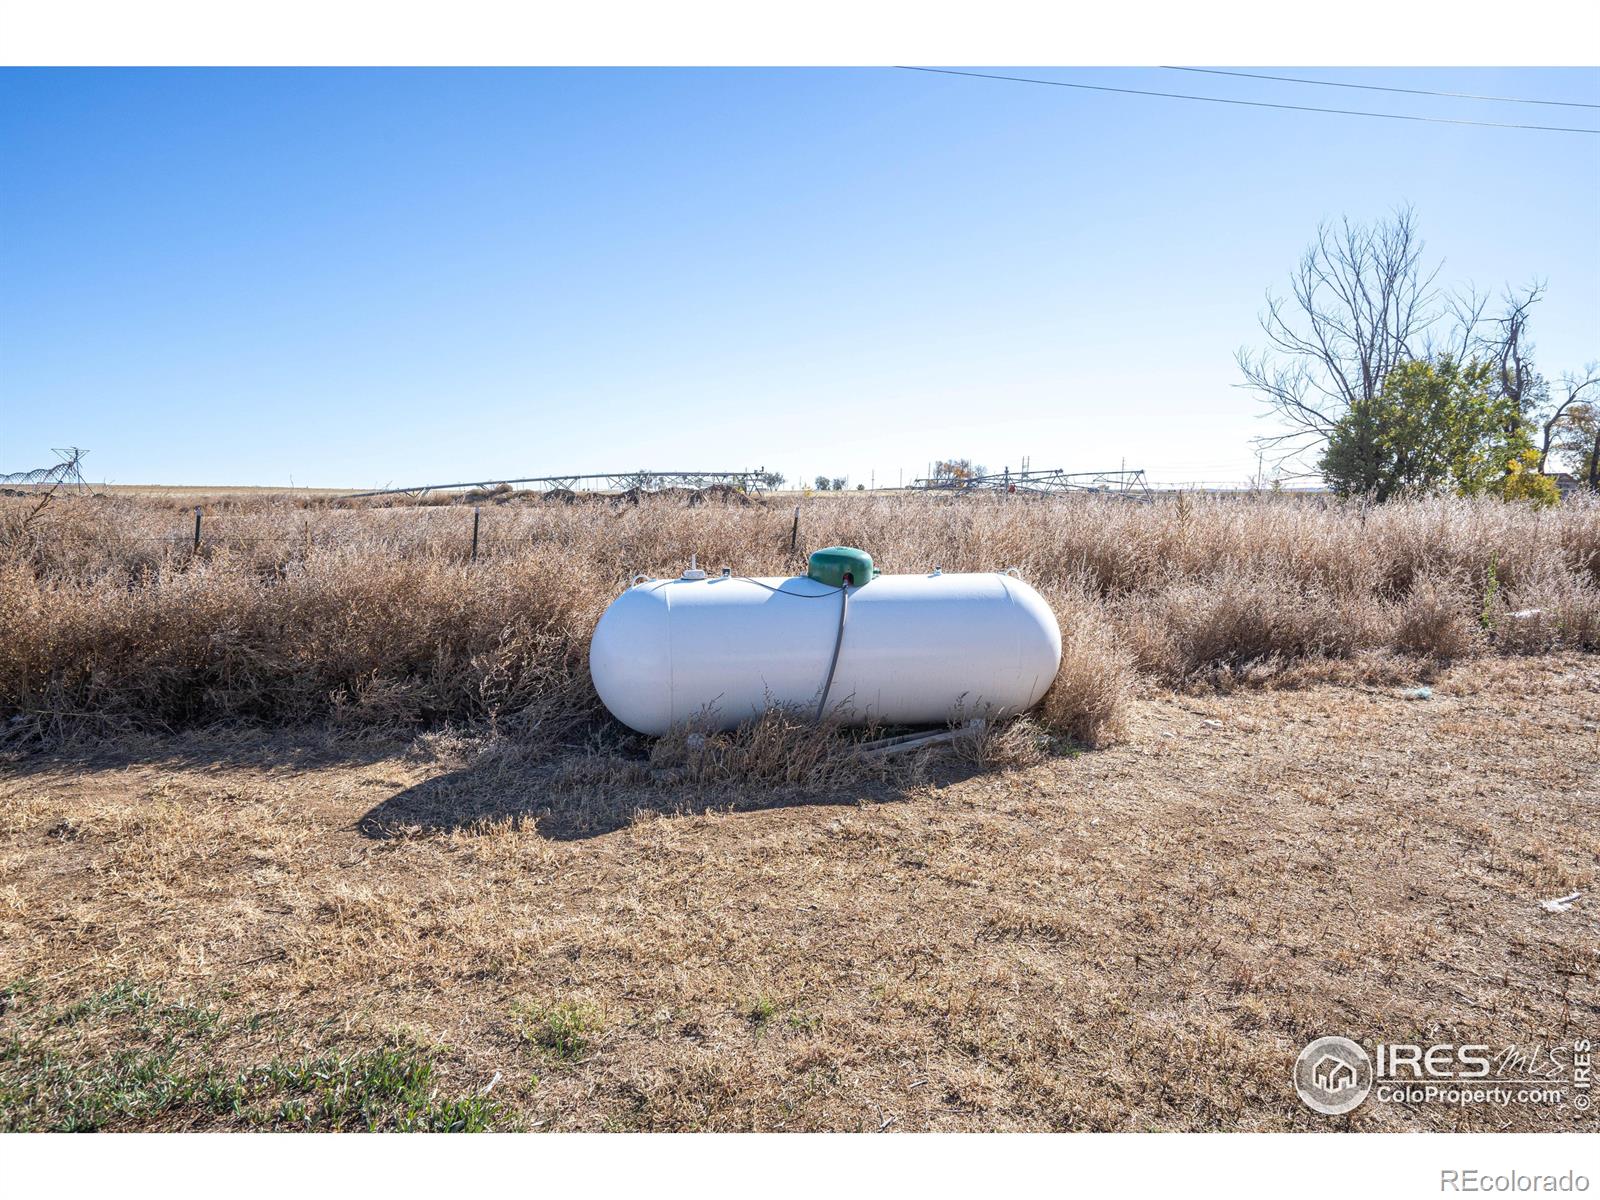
[2,67,1596,489]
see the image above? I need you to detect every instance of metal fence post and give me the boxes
[193,507,202,551]
[789,506,800,555]
[471,506,481,562]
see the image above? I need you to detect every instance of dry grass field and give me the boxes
[1,490,1597,1130]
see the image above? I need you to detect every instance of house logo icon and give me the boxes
[1294,1036,1373,1115]
[1313,1054,1358,1093]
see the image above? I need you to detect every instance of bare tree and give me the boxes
[1455,283,1550,445]
[1238,208,1442,474]
[1576,413,1600,493]
[1543,365,1600,476]
[1241,211,1557,481]
[1485,285,1545,417]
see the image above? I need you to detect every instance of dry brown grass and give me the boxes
[4,490,1598,747]
[1,655,1594,1131]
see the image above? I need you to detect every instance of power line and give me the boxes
[893,66,1600,135]
[1160,66,1600,111]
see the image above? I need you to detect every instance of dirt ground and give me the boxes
[2,654,1596,1131]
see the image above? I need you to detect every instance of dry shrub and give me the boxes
[1113,571,1383,684]
[0,545,603,749]
[952,715,1051,768]
[1036,587,1134,747]
[1556,500,1600,587]
[1389,574,1482,659]
[1490,565,1600,654]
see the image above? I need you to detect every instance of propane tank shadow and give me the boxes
[356,750,988,842]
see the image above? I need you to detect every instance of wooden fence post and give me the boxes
[789,506,800,556]
[193,507,202,551]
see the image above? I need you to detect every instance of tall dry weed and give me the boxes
[3,490,1597,744]
[1036,585,1135,746]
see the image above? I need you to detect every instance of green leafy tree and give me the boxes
[1320,356,1526,500]
[933,459,983,484]
[1497,448,1561,507]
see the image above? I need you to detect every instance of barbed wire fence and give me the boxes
[5,492,1338,574]
[4,455,1331,564]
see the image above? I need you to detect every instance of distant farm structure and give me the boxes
[344,469,778,503]
[342,464,1167,504]
[912,466,1153,498]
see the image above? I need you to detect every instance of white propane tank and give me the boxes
[589,548,1062,736]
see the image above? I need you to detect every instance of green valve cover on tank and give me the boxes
[807,546,879,588]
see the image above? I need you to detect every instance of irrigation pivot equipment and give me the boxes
[345,469,774,500]
[911,466,1153,498]
[0,447,89,493]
